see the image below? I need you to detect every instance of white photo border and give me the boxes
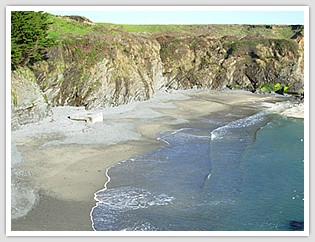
[6,5,310,237]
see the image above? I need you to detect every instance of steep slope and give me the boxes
[32,30,164,109]
[10,15,304,129]
[160,35,303,92]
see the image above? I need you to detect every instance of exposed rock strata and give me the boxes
[160,36,303,92]
[11,67,50,130]
[11,24,304,129]
[32,33,164,109]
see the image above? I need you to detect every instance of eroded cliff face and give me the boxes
[11,25,304,129]
[11,67,50,130]
[160,35,303,92]
[32,31,164,109]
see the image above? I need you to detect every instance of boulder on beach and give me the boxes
[68,111,103,124]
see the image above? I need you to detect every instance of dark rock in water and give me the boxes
[289,220,304,231]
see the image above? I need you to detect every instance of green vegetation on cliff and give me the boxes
[99,23,301,39]
[46,13,302,39]
[223,38,299,58]
[257,83,290,93]
[47,14,98,41]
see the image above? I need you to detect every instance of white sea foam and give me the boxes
[261,101,294,111]
[210,111,267,140]
[208,199,235,206]
[261,101,304,119]
[121,223,156,231]
[91,161,175,230]
[11,183,39,219]
[160,128,211,143]
[210,99,304,141]
[95,187,175,212]
[91,185,174,230]
[11,144,39,220]
[130,222,157,231]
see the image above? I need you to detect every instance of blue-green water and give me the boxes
[91,111,304,231]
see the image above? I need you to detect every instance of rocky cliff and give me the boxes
[11,67,50,130]
[160,34,303,92]
[32,31,164,109]
[11,19,304,129]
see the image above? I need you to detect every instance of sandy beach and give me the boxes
[10,89,302,231]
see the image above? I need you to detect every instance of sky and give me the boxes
[45,8,305,25]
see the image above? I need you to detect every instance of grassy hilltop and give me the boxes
[47,13,302,40]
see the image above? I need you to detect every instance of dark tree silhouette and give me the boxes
[11,11,54,70]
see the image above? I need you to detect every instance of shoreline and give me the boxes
[10,89,303,231]
[11,140,164,231]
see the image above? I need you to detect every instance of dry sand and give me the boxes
[10,89,302,231]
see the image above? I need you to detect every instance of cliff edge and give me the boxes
[11,15,304,129]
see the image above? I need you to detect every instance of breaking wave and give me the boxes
[91,186,174,231]
[210,111,267,140]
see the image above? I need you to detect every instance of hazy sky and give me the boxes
[45,8,305,25]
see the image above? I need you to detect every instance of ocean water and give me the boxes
[91,108,304,231]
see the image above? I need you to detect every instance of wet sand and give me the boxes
[11,141,163,231]
[10,89,300,232]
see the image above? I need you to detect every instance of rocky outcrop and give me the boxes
[160,35,303,92]
[32,31,164,109]
[11,67,50,130]
[11,23,304,129]
[62,15,94,25]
